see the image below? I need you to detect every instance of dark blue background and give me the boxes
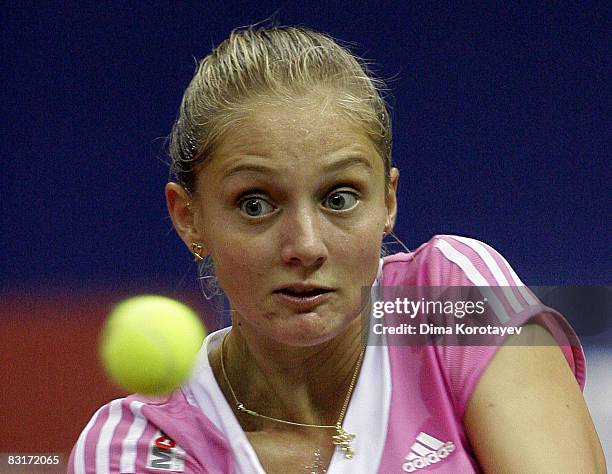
[2,1,610,292]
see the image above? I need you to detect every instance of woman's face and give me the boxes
[171,98,397,347]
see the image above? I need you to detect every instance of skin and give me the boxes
[167,95,605,472]
[167,95,398,472]
[465,323,606,473]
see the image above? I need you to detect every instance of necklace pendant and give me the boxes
[332,424,356,459]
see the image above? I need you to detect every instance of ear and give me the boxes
[165,182,207,254]
[384,167,399,235]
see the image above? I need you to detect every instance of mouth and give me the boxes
[273,284,334,310]
[275,287,332,297]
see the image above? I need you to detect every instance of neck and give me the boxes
[212,317,364,430]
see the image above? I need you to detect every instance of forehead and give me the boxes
[205,97,381,173]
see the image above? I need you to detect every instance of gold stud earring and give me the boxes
[192,243,204,262]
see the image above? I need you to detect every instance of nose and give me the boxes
[279,205,328,268]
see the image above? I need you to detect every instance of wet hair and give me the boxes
[168,26,392,192]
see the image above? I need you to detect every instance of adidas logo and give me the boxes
[402,432,455,472]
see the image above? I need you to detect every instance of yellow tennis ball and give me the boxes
[100,295,206,395]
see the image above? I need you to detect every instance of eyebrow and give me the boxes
[324,155,373,173]
[223,155,373,179]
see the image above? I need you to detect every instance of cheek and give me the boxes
[334,221,383,280]
[345,214,384,253]
[211,238,269,294]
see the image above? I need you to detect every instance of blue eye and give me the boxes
[324,191,359,211]
[239,197,275,217]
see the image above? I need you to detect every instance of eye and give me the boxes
[239,196,275,217]
[323,190,359,211]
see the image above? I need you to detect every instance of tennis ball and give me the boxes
[100,295,206,395]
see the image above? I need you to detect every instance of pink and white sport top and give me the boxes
[69,235,585,473]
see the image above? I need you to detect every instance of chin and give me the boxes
[275,311,354,347]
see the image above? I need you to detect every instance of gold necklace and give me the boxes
[219,331,365,459]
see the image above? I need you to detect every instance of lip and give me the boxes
[273,283,334,312]
[273,291,333,311]
[274,282,334,293]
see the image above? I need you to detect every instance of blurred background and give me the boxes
[2,0,609,466]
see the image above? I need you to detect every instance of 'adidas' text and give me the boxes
[402,432,455,472]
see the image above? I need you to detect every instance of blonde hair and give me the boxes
[169,26,392,192]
